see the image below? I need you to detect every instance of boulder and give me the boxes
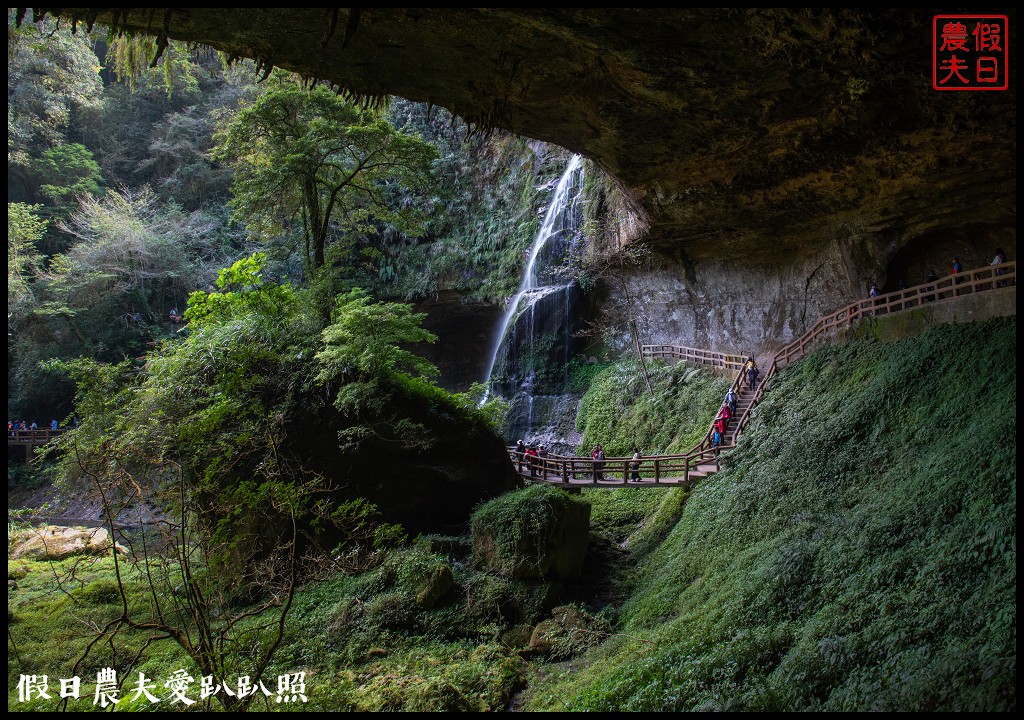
[9,525,125,560]
[471,485,590,580]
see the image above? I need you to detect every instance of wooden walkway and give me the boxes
[509,260,1016,488]
[8,429,69,446]
[8,428,69,460]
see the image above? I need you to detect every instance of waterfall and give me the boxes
[480,155,584,443]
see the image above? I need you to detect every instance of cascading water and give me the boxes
[481,154,585,446]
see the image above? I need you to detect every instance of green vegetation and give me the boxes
[212,76,438,280]
[10,319,1014,711]
[523,318,1016,711]
[6,16,561,423]
[576,359,733,456]
[8,12,1015,715]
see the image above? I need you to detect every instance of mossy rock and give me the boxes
[528,604,610,659]
[471,485,591,580]
[415,564,455,608]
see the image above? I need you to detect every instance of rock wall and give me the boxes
[590,224,1016,358]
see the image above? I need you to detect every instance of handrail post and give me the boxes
[654,458,660,484]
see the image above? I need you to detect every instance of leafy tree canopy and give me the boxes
[29,143,104,214]
[7,202,48,313]
[7,12,102,167]
[317,288,438,382]
[211,75,439,278]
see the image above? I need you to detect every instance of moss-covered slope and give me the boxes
[526,317,1016,711]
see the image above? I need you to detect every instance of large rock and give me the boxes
[284,375,521,538]
[471,485,590,580]
[9,525,124,560]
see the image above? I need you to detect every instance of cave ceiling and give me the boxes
[29,8,1017,260]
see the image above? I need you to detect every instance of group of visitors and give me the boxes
[514,439,647,483]
[8,418,76,437]
[8,419,46,435]
[515,440,549,477]
[8,420,35,435]
[891,249,1011,304]
[712,386,739,449]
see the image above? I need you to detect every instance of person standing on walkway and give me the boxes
[746,364,759,392]
[537,445,549,477]
[952,257,964,294]
[992,248,1007,287]
[592,444,605,481]
[630,446,642,482]
[725,387,737,416]
[715,412,728,440]
[925,269,938,302]
[525,445,539,477]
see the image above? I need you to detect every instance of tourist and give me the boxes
[992,248,1007,287]
[869,282,880,298]
[29,420,38,431]
[525,445,539,477]
[592,444,605,481]
[630,446,642,482]
[51,419,59,431]
[746,364,759,392]
[715,412,728,441]
[725,387,737,415]
[538,445,549,476]
[952,257,964,294]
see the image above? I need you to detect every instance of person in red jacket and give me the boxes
[714,413,728,441]
[524,445,539,477]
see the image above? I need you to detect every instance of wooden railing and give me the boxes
[8,429,69,445]
[773,261,1015,368]
[641,344,747,371]
[506,446,722,487]
[509,261,1014,487]
[642,342,750,456]
[734,261,1017,441]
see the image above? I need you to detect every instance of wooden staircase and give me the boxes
[507,259,1015,488]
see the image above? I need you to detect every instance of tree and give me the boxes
[28,143,104,212]
[211,76,438,278]
[316,288,438,380]
[7,202,48,318]
[7,187,234,418]
[7,11,102,198]
[43,258,409,709]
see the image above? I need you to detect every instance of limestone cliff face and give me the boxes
[591,221,1016,357]
[31,7,1016,357]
